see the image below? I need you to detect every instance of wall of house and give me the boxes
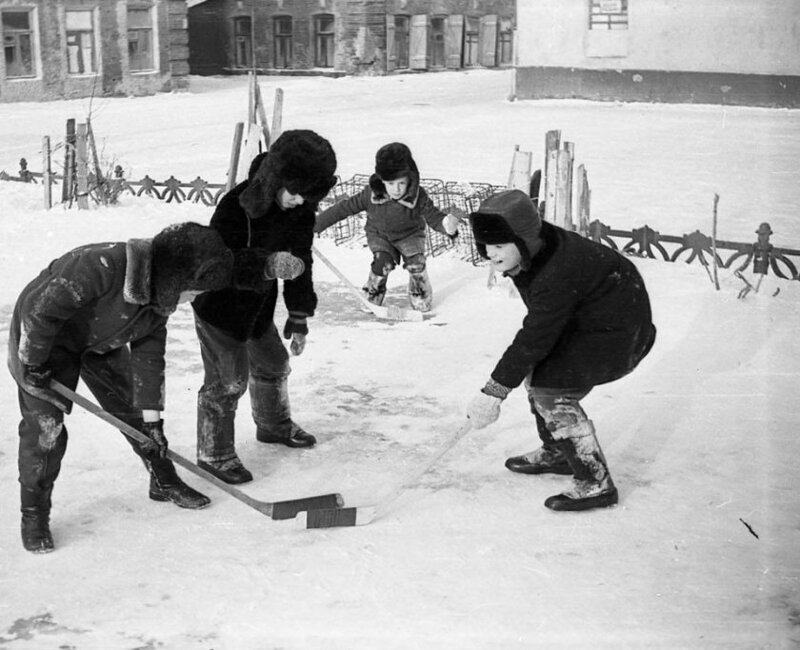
[187,0,514,76]
[0,0,186,103]
[514,0,800,107]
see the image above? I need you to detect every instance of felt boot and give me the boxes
[362,270,388,306]
[408,269,432,312]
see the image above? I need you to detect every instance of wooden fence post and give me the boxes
[271,88,283,143]
[226,122,245,192]
[62,118,76,204]
[75,123,90,209]
[42,136,52,209]
[574,164,591,236]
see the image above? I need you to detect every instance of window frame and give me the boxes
[393,14,410,69]
[2,8,37,79]
[314,13,334,68]
[273,15,292,69]
[233,15,252,68]
[65,8,97,76]
[127,4,156,72]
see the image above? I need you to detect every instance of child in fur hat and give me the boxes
[8,222,234,553]
[466,189,656,512]
[314,142,461,312]
[191,129,338,484]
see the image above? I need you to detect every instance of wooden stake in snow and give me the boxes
[75,123,90,210]
[711,193,720,290]
[226,122,244,192]
[42,136,52,209]
[62,119,76,205]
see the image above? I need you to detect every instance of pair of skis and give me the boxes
[52,381,471,529]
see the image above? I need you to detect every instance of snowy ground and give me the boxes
[0,71,798,649]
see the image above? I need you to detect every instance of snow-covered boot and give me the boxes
[544,420,618,511]
[408,269,432,312]
[148,458,210,509]
[251,376,316,448]
[362,270,388,306]
[196,389,253,484]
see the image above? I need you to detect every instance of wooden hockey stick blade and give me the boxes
[312,245,423,322]
[50,380,344,519]
[300,421,473,530]
[297,506,379,529]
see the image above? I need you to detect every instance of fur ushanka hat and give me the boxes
[239,129,338,219]
[369,142,420,203]
[151,222,233,308]
[470,189,542,271]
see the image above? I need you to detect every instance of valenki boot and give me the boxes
[544,420,618,511]
[408,269,432,312]
[196,393,253,484]
[20,485,55,553]
[252,376,316,448]
[362,270,389,306]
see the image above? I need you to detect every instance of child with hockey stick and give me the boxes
[465,189,656,511]
[314,142,461,312]
[8,222,235,553]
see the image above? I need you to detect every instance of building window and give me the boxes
[3,10,35,78]
[463,16,479,67]
[233,16,252,68]
[314,14,334,67]
[497,17,513,65]
[430,16,445,68]
[127,6,154,71]
[590,0,628,30]
[66,10,95,74]
[394,15,409,69]
[274,16,292,68]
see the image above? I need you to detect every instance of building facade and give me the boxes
[0,0,190,102]
[514,0,800,108]
[187,0,514,76]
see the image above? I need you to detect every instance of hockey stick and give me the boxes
[50,380,343,520]
[297,420,473,529]
[312,245,423,322]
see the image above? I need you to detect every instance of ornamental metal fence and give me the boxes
[2,157,798,280]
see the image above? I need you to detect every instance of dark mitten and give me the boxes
[140,420,168,459]
[283,312,309,356]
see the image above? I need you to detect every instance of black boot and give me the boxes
[197,387,253,484]
[544,421,618,512]
[148,458,210,509]
[257,421,316,448]
[21,507,55,554]
[197,458,253,484]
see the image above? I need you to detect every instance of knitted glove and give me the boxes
[264,252,305,280]
[140,419,168,460]
[466,379,512,429]
[283,311,309,356]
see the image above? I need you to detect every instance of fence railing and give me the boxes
[2,158,798,280]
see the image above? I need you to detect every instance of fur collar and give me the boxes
[124,239,153,305]
[369,184,419,209]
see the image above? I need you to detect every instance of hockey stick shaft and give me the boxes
[312,245,423,322]
[50,380,342,519]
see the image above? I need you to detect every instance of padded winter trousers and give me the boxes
[194,316,292,463]
[17,346,154,511]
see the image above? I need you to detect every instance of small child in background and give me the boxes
[314,142,461,312]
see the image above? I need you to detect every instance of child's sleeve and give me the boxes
[417,189,458,236]
[314,186,370,234]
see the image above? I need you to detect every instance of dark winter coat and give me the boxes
[192,180,317,342]
[314,184,450,243]
[492,221,656,390]
[8,240,170,410]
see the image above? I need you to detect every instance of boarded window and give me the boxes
[463,16,479,67]
[589,0,628,30]
[445,15,463,69]
[430,16,445,68]
[127,7,154,71]
[479,15,497,67]
[314,14,334,67]
[497,17,513,65]
[2,10,34,78]
[274,16,292,69]
[234,16,252,68]
[394,15,409,69]
[66,10,95,74]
